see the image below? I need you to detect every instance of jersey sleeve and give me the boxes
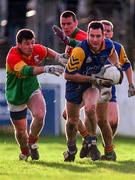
[34,44,48,60]
[109,43,115,57]
[65,47,85,74]
[7,53,26,72]
[119,45,131,71]
[119,45,130,64]
[7,55,33,76]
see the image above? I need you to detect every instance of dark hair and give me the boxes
[60,10,77,21]
[87,21,104,34]
[100,20,114,31]
[16,29,35,43]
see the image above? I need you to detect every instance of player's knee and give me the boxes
[68,117,78,124]
[32,110,45,122]
[15,126,27,136]
[66,120,77,132]
[85,104,96,114]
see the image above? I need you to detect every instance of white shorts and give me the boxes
[8,89,41,112]
[98,87,112,104]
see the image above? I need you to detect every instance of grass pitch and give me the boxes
[0,134,135,180]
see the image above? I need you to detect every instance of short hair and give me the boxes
[87,21,104,34]
[100,20,114,31]
[16,29,35,43]
[60,10,77,21]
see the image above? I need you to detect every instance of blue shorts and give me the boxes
[110,85,117,102]
[65,81,90,104]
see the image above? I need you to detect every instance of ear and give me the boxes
[17,43,21,48]
[75,20,78,26]
[111,31,114,38]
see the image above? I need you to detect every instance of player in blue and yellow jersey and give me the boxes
[99,20,135,160]
[63,21,120,162]
[53,19,135,161]
[5,28,65,161]
[101,20,135,134]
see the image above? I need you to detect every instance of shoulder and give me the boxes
[66,47,85,73]
[33,44,47,57]
[105,38,113,46]
[73,28,87,41]
[112,40,126,56]
[71,46,85,59]
[104,38,116,51]
[7,47,20,61]
[112,40,122,49]
[78,39,88,48]
[75,31,87,41]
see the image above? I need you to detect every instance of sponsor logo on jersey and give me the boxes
[34,55,40,64]
[86,56,92,63]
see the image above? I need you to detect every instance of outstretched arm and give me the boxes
[52,25,80,47]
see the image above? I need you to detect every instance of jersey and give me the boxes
[65,39,115,104]
[65,27,87,55]
[66,37,131,102]
[5,44,47,105]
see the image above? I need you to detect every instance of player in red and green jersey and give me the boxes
[5,28,65,161]
[59,11,90,146]
[60,10,87,55]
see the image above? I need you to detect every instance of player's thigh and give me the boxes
[83,87,99,110]
[97,102,108,123]
[66,101,80,121]
[27,91,46,117]
[107,101,119,124]
[11,118,27,131]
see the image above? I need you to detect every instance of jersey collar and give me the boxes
[71,27,79,38]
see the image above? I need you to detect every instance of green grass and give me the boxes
[0,134,135,180]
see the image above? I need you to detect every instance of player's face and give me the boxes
[17,38,35,56]
[103,24,113,39]
[87,28,104,52]
[60,16,78,37]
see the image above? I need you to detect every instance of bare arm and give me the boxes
[64,72,91,83]
[47,48,59,59]
[125,66,134,85]
[32,66,44,75]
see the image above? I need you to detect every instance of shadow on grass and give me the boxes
[95,160,135,174]
[28,160,96,172]
[28,159,135,174]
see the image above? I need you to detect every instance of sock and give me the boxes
[84,136,97,145]
[67,141,77,154]
[104,145,114,154]
[21,146,30,155]
[80,130,89,138]
[28,134,38,145]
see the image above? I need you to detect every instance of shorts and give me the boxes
[110,85,117,102]
[8,89,41,112]
[65,82,90,104]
